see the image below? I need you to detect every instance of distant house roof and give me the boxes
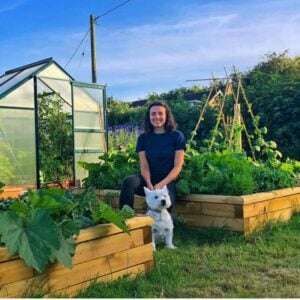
[130,91,205,107]
[130,99,148,107]
[0,57,74,99]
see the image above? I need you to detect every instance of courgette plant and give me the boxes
[0,187,135,273]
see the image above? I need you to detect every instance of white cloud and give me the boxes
[0,0,29,14]
[2,0,300,102]
[95,10,299,94]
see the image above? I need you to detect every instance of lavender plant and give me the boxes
[108,125,141,150]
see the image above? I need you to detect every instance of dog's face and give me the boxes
[144,185,171,211]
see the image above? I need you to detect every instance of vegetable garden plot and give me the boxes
[0,216,153,298]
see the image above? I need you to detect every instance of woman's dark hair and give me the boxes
[142,101,177,134]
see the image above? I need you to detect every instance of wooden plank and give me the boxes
[243,194,300,218]
[50,263,147,298]
[75,216,153,243]
[0,244,153,298]
[42,244,153,293]
[0,258,35,285]
[178,214,244,232]
[244,207,296,235]
[174,201,241,218]
[142,226,152,244]
[45,228,146,273]
[0,248,17,263]
[73,228,145,265]
[0,276,46,298]
[241,187,300,204]
[177,194,244,205]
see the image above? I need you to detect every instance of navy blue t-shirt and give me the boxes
[135,130,186,180]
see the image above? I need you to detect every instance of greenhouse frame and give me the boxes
[0,57,107,191]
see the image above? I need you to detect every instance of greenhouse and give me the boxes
[0,57,107,191]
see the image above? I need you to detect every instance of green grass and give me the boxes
[75,213,300,298]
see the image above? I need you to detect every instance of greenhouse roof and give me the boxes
[0,57,74,99]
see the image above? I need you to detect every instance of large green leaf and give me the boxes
[49,235,75,269]
[60,219,80,238]
[0,209,61,272]
[9,201,31,217]
[92,202,129,234]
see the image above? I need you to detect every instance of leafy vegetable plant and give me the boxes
[79,143,139,189]
[0,188,135,273]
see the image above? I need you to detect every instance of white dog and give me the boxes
[144,185,176,251]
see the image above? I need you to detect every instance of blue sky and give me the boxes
[1,0,300,102]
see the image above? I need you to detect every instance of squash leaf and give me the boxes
[92,202,129,234]
[0,209,61,273]
[49,234,76,269]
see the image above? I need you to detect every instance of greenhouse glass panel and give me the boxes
[0,63,47,95]
[73,83,106,182]
[0,72,18,85]
[0,108,36,187]
[74,111,103,130]
[0,79,34,108]
[75,153,102,184]
[75,132,106,152]
[39,64,70,80]
[38,76,72,107]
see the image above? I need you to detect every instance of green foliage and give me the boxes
[107,98,146,127]
[243,52,300,160]
[177,150,257,195]
[0,181,4,195]
[80,144,296,196]
[80,144,139,189]
[92,202,135,234]
[38,92,73,184]
[108,125,141,149]
[0,188,80,272]
[177,148,295,196]
[0,187,134,273]
[253,164,296,192]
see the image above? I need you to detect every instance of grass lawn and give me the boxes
[75,213,300,298]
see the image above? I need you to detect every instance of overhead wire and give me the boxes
[64,0,131,70]
[64,28,90,69]
[95,0,131,20]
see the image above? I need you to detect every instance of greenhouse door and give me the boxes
[72,82,107,185]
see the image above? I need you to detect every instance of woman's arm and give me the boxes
[139,151,154,190]
[154,150,185,189]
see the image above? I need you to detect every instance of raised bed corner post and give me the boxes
[33,75,41,189]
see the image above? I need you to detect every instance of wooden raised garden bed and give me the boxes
[0,186,28,200]
[95,187,300,235]
[0,216,153,298]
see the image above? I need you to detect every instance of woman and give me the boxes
[119,101,186,209]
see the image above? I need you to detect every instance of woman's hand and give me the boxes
[153,182,165,190]
[147,182,154,190]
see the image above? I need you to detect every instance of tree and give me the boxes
[243,52,300,159]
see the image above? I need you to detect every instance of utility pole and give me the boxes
[90,14,97,83]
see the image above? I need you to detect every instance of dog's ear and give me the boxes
[162,185,168,193]
[144,186,151,195]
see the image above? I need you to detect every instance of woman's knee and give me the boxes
[122,175,142,189]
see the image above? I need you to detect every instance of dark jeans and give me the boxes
[119,174,176,210]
